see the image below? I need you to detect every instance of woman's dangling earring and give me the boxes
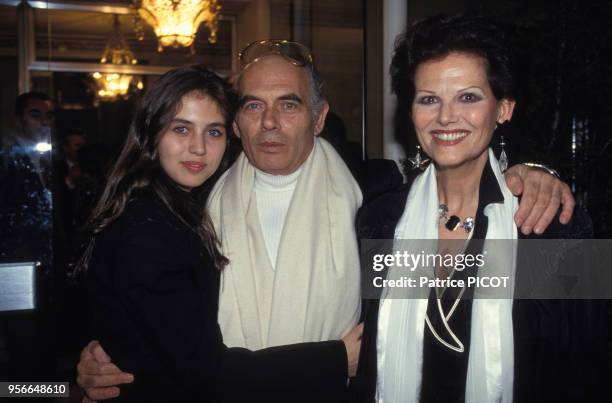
[497,124,508,172]
[408,145,429,170]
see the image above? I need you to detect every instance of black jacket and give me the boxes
[0,145,52,266]
[349,162,607,403]
[88,187,348,402]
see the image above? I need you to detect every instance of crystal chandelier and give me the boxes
[92,15,143,101]
[134,0,221,51]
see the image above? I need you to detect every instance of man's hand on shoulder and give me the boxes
[76,340,134,402]
[504,163,575,235]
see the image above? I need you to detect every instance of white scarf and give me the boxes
[377,149,518,403]
[208,138,362,350]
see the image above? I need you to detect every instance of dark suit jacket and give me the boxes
[0,143,52,266]
[349,162,608,403]
[353,159,404,204]
[88,187,348,402]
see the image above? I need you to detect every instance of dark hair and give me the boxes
[390,14,517,105]
[79,65,233,271]
[15,91,51,116]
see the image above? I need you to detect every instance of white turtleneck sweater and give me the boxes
[254,166,303,268]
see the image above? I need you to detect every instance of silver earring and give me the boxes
[407,145,429,170]
[498,124,508,172]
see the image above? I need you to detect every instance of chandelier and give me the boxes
[92,15,143,101]
[134,0,221,50]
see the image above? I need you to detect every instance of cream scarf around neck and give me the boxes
[207,137,362,350]
[377,149,518,403]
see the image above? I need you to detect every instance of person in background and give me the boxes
[54,128,88,270]
[1,91,54,265]
[60,128,87,190]
[0,91,55,382]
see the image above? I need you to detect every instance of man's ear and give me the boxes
[313,101,330,137]
[232,120,241,138]
[497,98,516,124]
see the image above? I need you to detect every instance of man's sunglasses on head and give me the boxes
[239,39,313,67]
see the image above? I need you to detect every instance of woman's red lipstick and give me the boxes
[430,129,470,146]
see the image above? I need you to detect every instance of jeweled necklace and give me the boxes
[438,204,474,233]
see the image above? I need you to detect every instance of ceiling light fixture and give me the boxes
[134,0,221,51]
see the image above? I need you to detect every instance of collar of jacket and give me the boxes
[357,158,505,240]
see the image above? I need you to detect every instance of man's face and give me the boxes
[17,98,55,142]
[234,55,328,175]
[63,135,86,162]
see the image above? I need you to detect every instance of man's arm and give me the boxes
[504,164,575,235]
[77,341,133,402]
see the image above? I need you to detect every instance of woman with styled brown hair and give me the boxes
[351,15,597,403]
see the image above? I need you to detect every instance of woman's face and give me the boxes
[158,93,227,190]
[411,52,515,170]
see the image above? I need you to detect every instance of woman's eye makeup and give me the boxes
[415,95,438,105]
[459,92,483,102]
[414,92,484,105]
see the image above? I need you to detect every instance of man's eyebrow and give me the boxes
[278,94,304,104]
[238,95,262,107]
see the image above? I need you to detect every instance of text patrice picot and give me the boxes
[370,251,510,289]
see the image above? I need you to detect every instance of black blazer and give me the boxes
[349,162,608,403]
[88,187,348,402]
[0,144,52,265]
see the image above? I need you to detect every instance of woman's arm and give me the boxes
[89,217,353,402]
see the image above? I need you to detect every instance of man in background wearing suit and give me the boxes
[0,91,55,381]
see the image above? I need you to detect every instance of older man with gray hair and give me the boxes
[208,41,362,351]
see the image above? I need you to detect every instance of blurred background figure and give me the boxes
[54,128,87,274]
[58,128,87,192]
[0,91,54,266]
[72,142,111,233]
[0,91,55,384]
[321,111,363,175]
[322,111,403,203]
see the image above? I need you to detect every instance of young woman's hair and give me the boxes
[79,65,233,271]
